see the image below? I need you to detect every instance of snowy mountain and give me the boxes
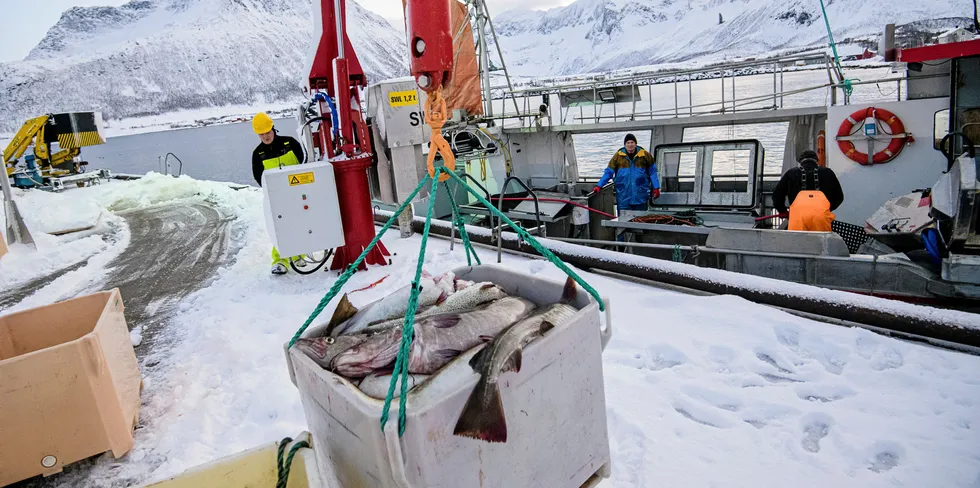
[0,0,408,132]
[490,0,975,76]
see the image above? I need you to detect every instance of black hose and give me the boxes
[300,116,336,163]
[290,249,333,275]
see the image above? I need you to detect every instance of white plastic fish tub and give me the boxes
[286,264,613,488]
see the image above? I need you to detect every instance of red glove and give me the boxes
[592,186,602,194]
[651,188,661,200]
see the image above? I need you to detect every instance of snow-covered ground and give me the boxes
[2,175,979,487]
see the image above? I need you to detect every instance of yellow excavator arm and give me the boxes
[48,147,81,167]
[3,115,50,174]
[4,112,105,178]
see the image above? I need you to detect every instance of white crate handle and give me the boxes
[384,421,413,488]
[600,297,612,351]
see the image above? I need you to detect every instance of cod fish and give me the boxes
[326,297,537,378]
[326,270,456,336]
[295,327,404,378]
[407,296,537,374]
[362,283,508,333]
[358,371,430,399]
[453,277,579,443]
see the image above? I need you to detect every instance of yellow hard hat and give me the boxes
[252,112,274,134]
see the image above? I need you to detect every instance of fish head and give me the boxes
[479,283,508,302]
[330,327,403,377]
[455,282,508,309]
[295,334,372,369]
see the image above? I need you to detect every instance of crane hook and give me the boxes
[424,88,455,182]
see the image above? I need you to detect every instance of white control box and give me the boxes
[262,160,345,258]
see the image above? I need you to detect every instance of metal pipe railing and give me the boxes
[495,176,541,263]
[501,52,831,96]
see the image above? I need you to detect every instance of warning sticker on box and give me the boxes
[388,90,418,107]
[289,172,314,186]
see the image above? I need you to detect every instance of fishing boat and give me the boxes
[362,28,980,310]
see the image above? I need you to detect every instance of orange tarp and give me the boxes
[444,0,483,116]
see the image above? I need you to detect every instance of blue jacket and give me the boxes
[596,146,660,206]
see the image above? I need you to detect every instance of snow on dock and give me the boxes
[2,174,979,487]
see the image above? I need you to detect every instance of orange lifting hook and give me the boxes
[424,88,456,182]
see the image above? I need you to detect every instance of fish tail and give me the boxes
[560,276,577,304]
[326,294,359,336]
[453,378,508,443]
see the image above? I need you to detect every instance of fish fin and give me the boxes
[479,283,496,291]
[453,379,508,443]
[560,277,578,305]
[501,348,523,373]
[479,334,495,343]
[469,344,490,371]
[429,314,462,329]
[540,320,556,334]
[421,269,432,279]
[325,294,358,336]
[436,290,450,305]
[436,348,463,363]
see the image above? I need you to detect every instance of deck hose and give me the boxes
[289,249,333,275]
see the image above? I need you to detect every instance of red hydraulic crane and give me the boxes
[307,0,456,271]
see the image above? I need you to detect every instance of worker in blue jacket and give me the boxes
[593,133,661,211]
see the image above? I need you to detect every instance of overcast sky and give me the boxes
[0,0,570,63]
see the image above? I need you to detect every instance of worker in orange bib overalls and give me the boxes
[772,150,844,231]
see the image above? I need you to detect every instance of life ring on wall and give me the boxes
[836,107,914,165]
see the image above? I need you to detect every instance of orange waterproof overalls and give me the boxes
[788,165,835,232]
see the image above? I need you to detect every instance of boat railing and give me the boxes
[484,52,930,130]
[484,52,834,129]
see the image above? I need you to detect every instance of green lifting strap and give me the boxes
[819,0,856,97]
[443,180,481,266]
[286,174,432,349]
[290,165,606,439]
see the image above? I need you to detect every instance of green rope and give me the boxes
[672,244,682,262]
[818,0,854,97]
[443,168,605,312]
[380,175,440,436]
[290,165,606,439]
[287,174,432,349]
[276,437,310,488]
[444,180,481,266]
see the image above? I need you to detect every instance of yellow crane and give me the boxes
[3,112,106,183]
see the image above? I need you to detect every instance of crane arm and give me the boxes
[3,115,49,165]
[404,0,455,92]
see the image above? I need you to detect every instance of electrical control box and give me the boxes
[262,160,345,258]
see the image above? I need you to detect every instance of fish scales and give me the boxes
[407,297,537,374]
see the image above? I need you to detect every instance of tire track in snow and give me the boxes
[10,201,246,488]
[103,202,245,353]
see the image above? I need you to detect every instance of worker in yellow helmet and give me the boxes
[251,112,307,275]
